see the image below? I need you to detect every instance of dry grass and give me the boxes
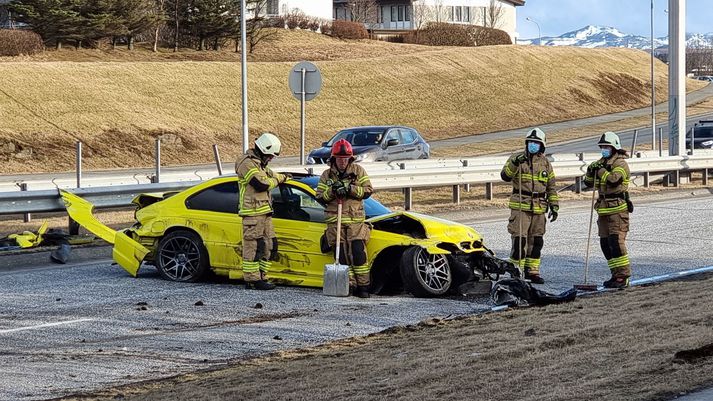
[62,274,713,401]
[0,43,700,174]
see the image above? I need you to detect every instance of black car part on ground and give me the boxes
[491,278,577,307]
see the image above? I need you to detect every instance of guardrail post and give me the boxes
[212,144,223,176]
[664,171,680,187]
[18,183,31,223]
[703,169,709,186]
[404,188,412,211]
[462,160,470,192]
[643,172,650,188]
[452,185,460,204]
[155,138,161,183]
[485,182,493,200]
[76,141,82,188]
[575,153,584,194]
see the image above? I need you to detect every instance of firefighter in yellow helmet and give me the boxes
[584,131,632,289]
[500,128,559,284]
[316,139,373,298]
[235,132,290,290]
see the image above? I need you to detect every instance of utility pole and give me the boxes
[668,0,686,156]
[240,0,249,154]
[651,0,656,152]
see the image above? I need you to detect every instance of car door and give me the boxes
[399,128,419,159]
[383,128,405,161]
[270,184,332,287]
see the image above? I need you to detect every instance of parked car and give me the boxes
[686,120,713,150]
[307,126,430,164]
[697,76,713,82]
[61,176,517,298]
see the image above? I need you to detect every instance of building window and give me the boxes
[464,6,470,22]
[455,6,461,22]
[447,6,454,21]
[479,7,487,25]
[405,5,411,21]
[266,0,278,15]
[398,5,404,22]
[391,5,397,22]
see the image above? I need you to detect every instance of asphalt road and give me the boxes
[1,190,712,400]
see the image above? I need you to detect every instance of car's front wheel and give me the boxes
[156,230,209,282]
[400,246,452,297]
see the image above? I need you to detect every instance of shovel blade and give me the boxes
[323,263,350,297]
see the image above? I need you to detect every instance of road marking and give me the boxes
[0,318,94,334]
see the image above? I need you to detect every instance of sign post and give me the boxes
[289,61,322,165]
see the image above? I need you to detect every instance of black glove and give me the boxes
[331,180,348,199]
[513,153,527,166]
[548,205,559,222]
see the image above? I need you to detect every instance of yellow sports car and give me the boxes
[61,175,518,297]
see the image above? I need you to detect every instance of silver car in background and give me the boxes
[307,125,430,164]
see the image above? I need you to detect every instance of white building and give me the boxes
[265,0,334,21]
[333,0,525,41]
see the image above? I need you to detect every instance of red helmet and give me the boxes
[331,139,353,158]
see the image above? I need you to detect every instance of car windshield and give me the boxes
[693,126,713,139]
[327,129,386,147]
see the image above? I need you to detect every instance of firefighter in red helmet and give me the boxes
[316,139,374,298]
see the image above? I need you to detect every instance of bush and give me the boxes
[320,22,332,36]
[307,19,320,32]
[330,20,368,40]
[267,16,285,29]
[286,13,300,29]
[470,26,512,46]
[404,22,473,46]
[0,29,44,56]
[297,18,310,30]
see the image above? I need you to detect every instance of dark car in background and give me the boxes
[687,120,713,150]
[307,125,430,164]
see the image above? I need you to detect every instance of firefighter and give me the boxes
[500,128,559,284]
[316,139,373,298]
[235,132,289,290]
[584,131,632,289]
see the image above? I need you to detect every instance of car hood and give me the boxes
[368,211,483,250]
[309,145,380,158]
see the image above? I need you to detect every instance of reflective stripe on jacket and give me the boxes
[316,162,373,224]
[501,152,559,215]
[584,153,630,216]
[235,150,282,217]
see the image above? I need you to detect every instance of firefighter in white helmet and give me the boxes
[235,132,290,290]
[500,128,559,284]
[584,131,632,289]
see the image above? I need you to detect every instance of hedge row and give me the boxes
[404,22,511,47]
[0,29,44,56]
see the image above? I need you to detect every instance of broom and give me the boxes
[575,187,599,291]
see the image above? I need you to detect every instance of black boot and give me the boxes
[246,280,276,290]
[603,276,629,289]
[524,269,545,284]
[355,286,370,298]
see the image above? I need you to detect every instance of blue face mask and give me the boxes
[527,142,540,154]
[601,148,612,158]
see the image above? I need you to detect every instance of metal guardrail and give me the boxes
[0,152,711,216]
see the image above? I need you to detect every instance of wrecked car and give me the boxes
[61,175,518,297]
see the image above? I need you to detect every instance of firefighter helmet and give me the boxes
[331,139,353,158]
[254,132,281,156]
[598,131,622,150]
[525,127,547,147]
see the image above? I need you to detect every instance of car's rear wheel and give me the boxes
[156,230,209,282]
[400,246,452,297]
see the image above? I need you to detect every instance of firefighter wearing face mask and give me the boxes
[235,132,290,291]
[584,131,632,289]
[316,139,373,298]
[500,128,559,284]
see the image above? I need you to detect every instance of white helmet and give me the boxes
[254,132,281,156]
[598,131,621,150]
[525,127,546,147]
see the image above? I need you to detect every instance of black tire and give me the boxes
[155,230,209,283]
[399,246,452,297]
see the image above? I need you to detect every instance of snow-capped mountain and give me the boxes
[518,25,713,49]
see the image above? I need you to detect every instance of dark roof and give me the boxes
[504,0,526,5]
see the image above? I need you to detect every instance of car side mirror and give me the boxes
[322,141,329,147]
[386,138,399,147]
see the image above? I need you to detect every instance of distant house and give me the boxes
[0,0,12,29]
[264,0,334,21]
[333,0,525,41]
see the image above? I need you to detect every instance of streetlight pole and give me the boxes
[651,0,656,152]
[240,0,249,154]
[668,0,686,157]
[526,17,541,46]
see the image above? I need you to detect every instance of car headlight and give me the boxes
[702,140,713,147]
[354,153,374,162]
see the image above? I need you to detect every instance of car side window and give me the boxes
[384,129,400,146]
[185,181,239,214]
[401,129,416,144]
[272,185,325,223]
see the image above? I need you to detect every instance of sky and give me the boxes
[517,0,712,39]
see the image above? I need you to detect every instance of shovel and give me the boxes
[323,199,350,297]
[575,188,599,291]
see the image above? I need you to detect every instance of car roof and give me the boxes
[338,125,416,131]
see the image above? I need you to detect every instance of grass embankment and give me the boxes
[63,274,713,401]
[0,30,697,174]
